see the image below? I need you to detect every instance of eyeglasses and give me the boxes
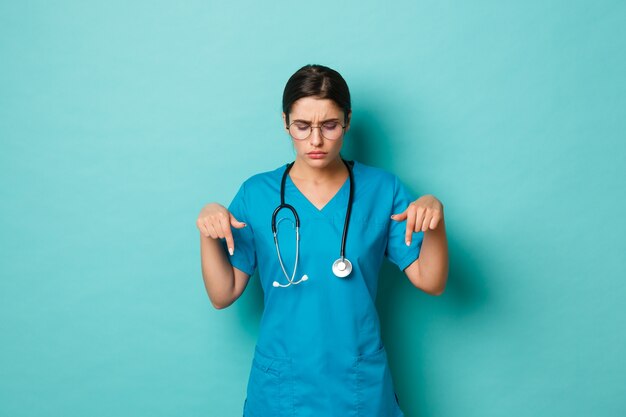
[287,120,346,141]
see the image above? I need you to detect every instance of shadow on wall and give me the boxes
[234,271,264,340]
[347,100,492,416]
[342,105,395,167]
[377,243,491,416]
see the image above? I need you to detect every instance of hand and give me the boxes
[391,195,444,245]
[196,203,247,255]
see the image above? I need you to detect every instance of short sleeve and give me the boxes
[221,181,257,276]
[385,176,424,271]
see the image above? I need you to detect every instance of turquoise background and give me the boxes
[1,1,625,416]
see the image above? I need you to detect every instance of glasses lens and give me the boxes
[289,122,311,140]
[321,121,343,140]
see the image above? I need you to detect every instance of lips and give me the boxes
[307,151,328,159]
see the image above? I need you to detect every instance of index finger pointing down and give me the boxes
[218,214,235,255]
[405,204,416,246]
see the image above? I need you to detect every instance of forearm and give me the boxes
[416,217,449,295]
[199,235,236,308]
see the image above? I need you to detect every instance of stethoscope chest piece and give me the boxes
[332,257,352,278]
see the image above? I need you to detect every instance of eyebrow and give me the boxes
[291,118,341,123]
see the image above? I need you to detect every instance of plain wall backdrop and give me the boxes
[1,1,625,416]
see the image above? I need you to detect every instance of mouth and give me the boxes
[306,151,328,159]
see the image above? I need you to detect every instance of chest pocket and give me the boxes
[244,347,294,417]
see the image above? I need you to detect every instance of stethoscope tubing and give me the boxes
[271,159,354,286]
[339,159,354,260]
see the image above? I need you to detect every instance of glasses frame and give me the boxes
[286,120,346,141]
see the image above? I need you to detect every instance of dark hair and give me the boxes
[282,64,351,125]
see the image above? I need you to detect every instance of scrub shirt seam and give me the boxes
[398,251,420,272]
[233,181,256,276]
[230,258,255,277]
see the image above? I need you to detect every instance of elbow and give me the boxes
[428,286,445,296]
[202,271,238,310]
[209,294,234,310]
[410,270,447,296]
[428,273,448,296]
[211,301,228,310]
[420,268,448,296]
[211,300,232,310]
[408,259,448,296]
[420,274,447,296]
[415,281,446,296]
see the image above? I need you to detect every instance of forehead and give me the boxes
[289,97,344,119]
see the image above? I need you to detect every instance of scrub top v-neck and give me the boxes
[224,160,424,417]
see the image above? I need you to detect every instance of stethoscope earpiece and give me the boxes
[272,274,309,288]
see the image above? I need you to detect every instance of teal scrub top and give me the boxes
[225,160,424,417]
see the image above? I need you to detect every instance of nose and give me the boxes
[309,126,323,146]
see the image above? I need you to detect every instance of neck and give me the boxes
[291,156,346,183]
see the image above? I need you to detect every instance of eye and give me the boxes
[322,122,339,130]
[294,122,310,131]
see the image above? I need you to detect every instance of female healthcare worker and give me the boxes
[197,64,449,417]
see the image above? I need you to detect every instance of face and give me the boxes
[282,97,351,169]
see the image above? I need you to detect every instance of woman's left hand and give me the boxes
[391,195,444,245]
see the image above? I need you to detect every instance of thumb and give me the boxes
[390,210,408,222]
[229,213,247,229]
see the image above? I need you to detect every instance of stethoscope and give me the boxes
[271,159,355,288]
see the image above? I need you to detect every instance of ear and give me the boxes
[282,112,289,131]
[344,110,352,132]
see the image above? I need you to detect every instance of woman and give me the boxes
[197,64,448,417]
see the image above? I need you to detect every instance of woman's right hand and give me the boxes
[196,203,247,256]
